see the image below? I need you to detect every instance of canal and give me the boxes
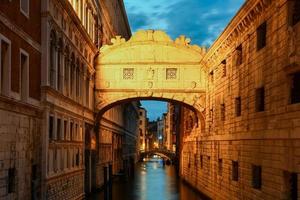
[89,157,209,200]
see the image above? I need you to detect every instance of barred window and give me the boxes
[291,72,300,104]
[252,165,262,189]
[218,159,223,176]
[232,161,239,181]
[220,104,225,121]
[235,97,241,116]
[236,45,242,66]
[221,60,226,77]
[255,87,265,112]
[257,22,267,51]
[8,168,16,193]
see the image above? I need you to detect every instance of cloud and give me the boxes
[124,0,245,47]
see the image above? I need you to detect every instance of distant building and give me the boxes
[138,107,147,151]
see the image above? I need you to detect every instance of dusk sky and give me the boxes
[123,0,245,120]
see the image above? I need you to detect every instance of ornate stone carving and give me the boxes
[123,68,134,80]
[111,36,126,46]
[147,67,155,80]
[166,68,177,80]
[175,35,191,46]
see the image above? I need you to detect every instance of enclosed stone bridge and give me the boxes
[140,149,177,162]
[95,30,207,124]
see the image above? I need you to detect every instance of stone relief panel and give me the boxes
[123,68,134,80]
[166,68,177,80]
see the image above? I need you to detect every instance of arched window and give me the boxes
[49,30,57,88]
[64,46,69,96]
[57,38,63,92]
[70,53,75,98]
[85,71,90,107]
[75,59,80,100]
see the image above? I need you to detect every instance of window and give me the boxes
[8,168,16,193]
[252,165,262,189]
[257,22,267,51]
[200,155,203,169]
[255,87,265,112]
[291,0,300,26]
[232,161,239,181]
[85,74,89,107]
[235,97,241,117]
[291,72,300,104]
[1,39,10,96]
[236,45,242,66]
[50,31,57,88]
[218,159,223,176]
[49,116,54,140]
[64,120,67,140]
[20,0,29,17]
[70,122,73,140]
[64,47,69,96]
[76,63,80,99]
[57,118,61,140]
[209,71,214,83]
[220,104,225,121]
[75,149,80,166]
[221,60,226,77]
[284,171,298,200]
[57,39,63,92]
[20,50,29,101]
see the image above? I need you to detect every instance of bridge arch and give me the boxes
[95,30,207,128]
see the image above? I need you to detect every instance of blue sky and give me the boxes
[123,0,245,120]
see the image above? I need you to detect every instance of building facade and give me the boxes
[0,0,136,199]
[138,107,147,151]
[0,0,42,199]
[180,0,300,199]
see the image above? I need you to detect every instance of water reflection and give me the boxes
[89,157,209,200]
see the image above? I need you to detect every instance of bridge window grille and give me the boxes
[255,87,265,112]
[166,68,177,80]
[123,68,134,79]
[235,97,241,117]
[252,165,262,189]
[232,161,239,181]
[291,72,300,104]
[236,45,243,66]
[218,159,223,176]
[8,167,16,193]
[257,22,267,51]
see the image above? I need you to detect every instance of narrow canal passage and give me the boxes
[89,157,209,200]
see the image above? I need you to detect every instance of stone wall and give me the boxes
[180,0,300,199]
[0,100,42,199]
